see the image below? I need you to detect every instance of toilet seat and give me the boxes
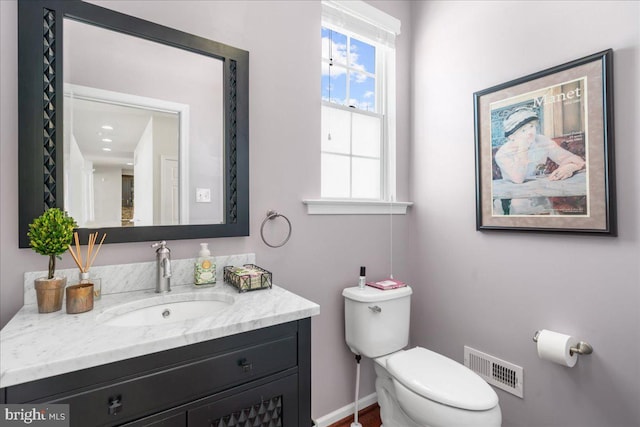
[386,347,498,411]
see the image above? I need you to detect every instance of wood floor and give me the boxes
[328,403,382,427]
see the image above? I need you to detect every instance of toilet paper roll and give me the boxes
[536,329,579,367]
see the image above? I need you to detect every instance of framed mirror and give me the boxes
[18,0,249,247]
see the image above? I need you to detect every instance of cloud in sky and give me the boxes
[321,36,368,77]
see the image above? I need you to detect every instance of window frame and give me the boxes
[321,23,386,201]
[305,0,410,215]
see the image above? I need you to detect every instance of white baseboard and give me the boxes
[313,392,378,427]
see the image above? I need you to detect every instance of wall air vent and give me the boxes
[464,346,523,398]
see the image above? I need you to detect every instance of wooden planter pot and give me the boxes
[34,277,67,313]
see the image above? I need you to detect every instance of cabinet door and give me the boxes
[188,374,297,427]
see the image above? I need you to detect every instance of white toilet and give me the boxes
[343,285,502,427]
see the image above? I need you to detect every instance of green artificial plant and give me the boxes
[28,208,77,280]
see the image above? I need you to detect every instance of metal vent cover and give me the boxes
[464,346,523,398]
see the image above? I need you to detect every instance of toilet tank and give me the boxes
[343,285,412,358]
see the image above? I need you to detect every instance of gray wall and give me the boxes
[0,0,412,420]
[409,1,640,426]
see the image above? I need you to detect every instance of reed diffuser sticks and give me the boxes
[68,232,107,273]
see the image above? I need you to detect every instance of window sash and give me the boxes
[322,26,378,113]
[321,103,384,200]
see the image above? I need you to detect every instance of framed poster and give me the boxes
[474,49,616,235]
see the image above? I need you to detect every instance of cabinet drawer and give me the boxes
[125,412,186,427]
[49,335,297,426]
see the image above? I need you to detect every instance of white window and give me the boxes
[321,27,382,199]
[305,0,409,215]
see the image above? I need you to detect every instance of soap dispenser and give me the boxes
[194,243,216,286]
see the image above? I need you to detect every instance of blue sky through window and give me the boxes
[350,37,375,73]
[322,27,376,111]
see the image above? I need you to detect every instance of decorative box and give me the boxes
[223,264,272,292]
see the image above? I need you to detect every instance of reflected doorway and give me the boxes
[64,84,189,228]
[122,174,134,227]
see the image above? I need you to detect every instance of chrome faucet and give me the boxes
[152,241,172,293]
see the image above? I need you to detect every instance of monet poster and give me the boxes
[474,50,616,234]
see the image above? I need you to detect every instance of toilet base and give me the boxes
[376,370,422,427]
[374,356,502,427]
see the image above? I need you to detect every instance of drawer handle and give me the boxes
[108,395,123,415]
[238,358,253,373]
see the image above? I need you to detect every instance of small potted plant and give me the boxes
[28,208,77,313]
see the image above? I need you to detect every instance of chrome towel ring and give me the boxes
[260,210,292,248]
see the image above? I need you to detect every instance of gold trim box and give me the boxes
[223,264,272,292]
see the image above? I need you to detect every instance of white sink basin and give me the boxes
[98,293,235,327]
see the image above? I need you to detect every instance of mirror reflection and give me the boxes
[64,90,182,227]
[63,18,225,228]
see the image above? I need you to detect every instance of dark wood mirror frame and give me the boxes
[18,0,249,248]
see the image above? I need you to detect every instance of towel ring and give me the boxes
[260,210,292,248]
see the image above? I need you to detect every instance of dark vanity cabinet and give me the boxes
[1,319,311,427]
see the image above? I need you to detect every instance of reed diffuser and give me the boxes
[68,232,107,300]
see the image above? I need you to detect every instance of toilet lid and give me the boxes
[386,347,498,411]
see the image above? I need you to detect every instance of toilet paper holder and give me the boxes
[533,330,593,356]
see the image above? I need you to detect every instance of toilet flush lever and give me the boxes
[368,305,382,313]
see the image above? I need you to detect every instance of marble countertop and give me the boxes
[0,283,320,389]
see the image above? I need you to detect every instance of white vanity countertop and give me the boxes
[0,283,320,389]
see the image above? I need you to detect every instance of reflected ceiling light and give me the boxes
[102,147,112,152]
[101,138,112,142]
[126,162,133,166]
[101,125,113,130]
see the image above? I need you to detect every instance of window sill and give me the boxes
[302,199,413,215]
